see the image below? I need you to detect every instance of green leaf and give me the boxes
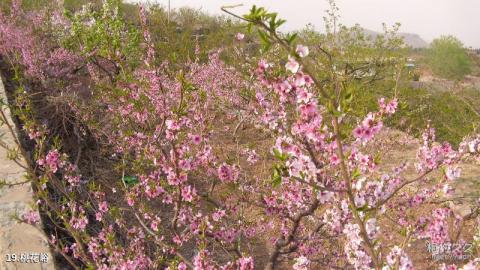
[351,168,361,179]
[262,42,272,52]
[285,33,298,45]
[268,13,277,30]
[276,19,286,29]
[373,153,381,164]
[123,175,138,187]
[345,92,353,103]
[356,204,369,212]
[247,23,253,33]
[272,148,281,159]
[272,148,288,161]
[271,168,281,187]
[258,30,270,44]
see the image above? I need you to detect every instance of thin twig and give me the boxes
[133,213,195,269]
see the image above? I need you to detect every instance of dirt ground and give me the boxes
[372,128,479,269]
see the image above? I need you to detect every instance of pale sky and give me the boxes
[131,0,480,48]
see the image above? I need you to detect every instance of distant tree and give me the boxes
[426,35,471,80]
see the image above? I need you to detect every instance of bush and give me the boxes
[352,83,480,146]
[426,35,471,80]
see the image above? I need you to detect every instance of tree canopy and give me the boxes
[426,35,471,80]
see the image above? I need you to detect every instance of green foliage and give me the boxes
[240,3,407,120]
[62,0,142,71]
[351,83,480,146]
[1,0,97,14]
[122,175,138,187]
[397,88,479,145]
[147,6,241,64]
[271,148,290,187]
[59,0,244,70]
[458,87,480,113]
[426,35,471,80]
[236,4,477,149]
[242,5,292,52]
[286,11,476,147]
[6,0,478,150]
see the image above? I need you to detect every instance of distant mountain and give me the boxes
[361,28,429,48]
[398,32,429,48]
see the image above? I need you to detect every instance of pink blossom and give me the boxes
[181,185,196,202]
[317,190,334,204]
[27,128,41,140]
[293,256,310,270]
[426,208,451,244]
[445,166,461,180]
[127,196,135,206]
[442,184,455,195]
[23,210,40,225]
[258,59,271,71]
[45,149,61,173]
[151,220,159,232]
[71,216,88,230]
[343,223,372,268]
[330,154,340,166]
[386,98,398,114]
[235,32,245,41]
[217,163,239,183]
[193,251,216,270]
[365,218,379,239]
[98,201,108,212]
[178,262,187,270]
[467,140,479,153]
[295,45,309,58]
[237,257,254,270]
[189,134,202,145]
[166,119,180,140]
[212,209,226,222]
[440,264,458,270]
[461,259,480,270]
[378,97,398,115]
[353,113,382,142]
[4,4,480,268]
[285,56,300,73]
[296,88,313,104]
[386,246,413,270]
[65,174,81,186]
[243,149,259,164]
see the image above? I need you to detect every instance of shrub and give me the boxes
[426,35,471,81]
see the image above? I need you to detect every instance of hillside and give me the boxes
[362,28,429,48]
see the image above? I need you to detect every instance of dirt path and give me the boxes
[0,77,54,270]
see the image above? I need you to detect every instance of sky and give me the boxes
[130,0,480,48]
